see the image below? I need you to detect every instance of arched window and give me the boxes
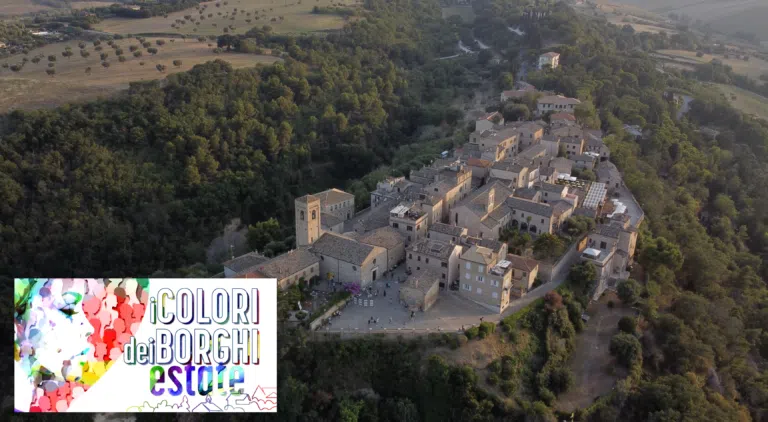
[312,210,317,220]
[300,210,305,221]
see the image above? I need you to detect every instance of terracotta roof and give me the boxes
[462,236,506,255]
[430,223,466,236]
[404,268,442,294]
[295,194,319,203]
[311,232,377,265]
[550,112,576,121]
[492,160,527,173]
[467,158,493,168]
[538,95,581,106]
[506,254,539,272]
[223,252,269,273]
[358,226,405,250]
[314,188,354,206]
[321,212,344,228]
[250,248,320,280]
[410,239,458,260]
[505,196,553,217]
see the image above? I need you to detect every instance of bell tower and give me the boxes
[295,194,321,247]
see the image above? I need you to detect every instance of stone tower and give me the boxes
[295,194,321,247]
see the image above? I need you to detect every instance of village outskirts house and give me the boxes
[580,218,638,291]
[406,239,463,285]
[505,196,554,235]
[585,135,610,161]
[506,254,540,298]
[537,95,581,115]
[458,242,517,313]
[540,134,561,157]
[311,232,386,288]
[538,52,560,70]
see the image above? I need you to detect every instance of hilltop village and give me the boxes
[222,78,642,322]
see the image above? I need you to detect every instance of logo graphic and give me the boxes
[14,278,277,413]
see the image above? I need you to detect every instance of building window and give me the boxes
[491,280,499,287]
[452,237,456,242]
[600,241,607,249]
[465,262,471,269]
[408,254,412,259]
[541,218,544,223]
[477,276,484,283]
[300,210,305,220]
[441,262,448,268]
[312,210,317,220]
[311,267,315,273]
[465,273,470,279]
[492,292,498,299]
[321,256,324,261]
[416,267,420,271]
[425,258,430,264]
[477,288,483,295]
[463,284,472,291]
[442,274,446,279]
[408,236,411,242]
[427,233,430,238]
[523,272,527,278]
[478,265,485,272]
[392,222,399,229]
[455,213,458,225]
[373,259,376,265]
[352,266,357,271]
[407,225,413,232]
[417,256,421,262]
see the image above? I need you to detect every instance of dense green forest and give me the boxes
[0,0,466,276]
[4,0,768,421]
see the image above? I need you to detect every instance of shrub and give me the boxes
[618,316,636,334]
[487,373,500,386]
[456,334,468,347]
[478,321,496,338]
[488,360,501,374]
[500,380,516,396]
[610,332,642,368]
[295,310,308,320]
[465,326,480,340]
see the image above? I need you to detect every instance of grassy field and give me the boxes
[556,292,633,413]
[0,0,53,16]
[714,83,768,121]
[441,6,475,22]
[0,37,279,112]
[95,0,360,36]
[598,0,762,22]
[0,1,115,16]
[656,49,768,82]
[575,1,674,35]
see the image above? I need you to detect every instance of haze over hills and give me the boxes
[600,0,768,41]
